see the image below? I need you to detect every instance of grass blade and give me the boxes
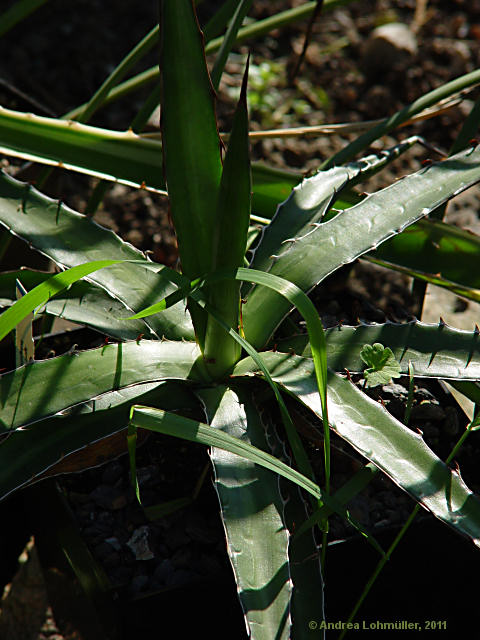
[0,260,121,342]
[14,279,34,366]
[322,69,480,169]
[129,403,324,502]
[210,0,253,90]
[202,0,240,41]
[76,25,159,124]
[0,0,49,38]
[0,269,148,341]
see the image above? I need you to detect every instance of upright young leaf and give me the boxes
[210,0,253,90]
[203,64,252,376]
[160,0,222,348]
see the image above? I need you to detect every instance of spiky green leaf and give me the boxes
[233,352,480,547]
[0,340,200,432]
[0,270,147,341]
[243,144,480,347]
[277,321,480,381]
[0,382,198,501]
[131,387,325,639]
[371,217,480,295]
[0,171,194,340]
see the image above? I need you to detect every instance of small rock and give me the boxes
[94,541,116,562]
[363,23,418,73]
[415,388,438,402]
[105,536,122,551]
[385,509,402,524]
[103,552,121,569]
[171,547,192,569]
[422,423,440,439]
[126,526,155,561]
[192,553,224,577]
[378,491,398,509]
[375,519,390,528]
[347,496,371,527]
[67,491,91,505]
[164,520,191,550]
[325,300,341,315]
[125,502,147,526]
[382,383,407,398]
[385,398,406,421]
[83,523,104,540]
[137,465,159,487]
[109,566,133,585]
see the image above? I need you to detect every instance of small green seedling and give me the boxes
[360,342,401,388]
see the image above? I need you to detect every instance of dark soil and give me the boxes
[1,1,480,638]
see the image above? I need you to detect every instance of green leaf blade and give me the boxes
[131,387,327,638]
[0,0,49,38]
[159,0,222,281]
[0,107,164,191]
[203,64,252,375]
[371,217,480,295]
[234,352,480,547]
[0,340,200,432]
[0,382,198,501]
[244,145,480,348]
[278,321,480,382]
[0,269,148,342]
[0,260,121,343]
[0,171,194,340]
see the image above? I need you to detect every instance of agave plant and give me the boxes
[2,1,480,638]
